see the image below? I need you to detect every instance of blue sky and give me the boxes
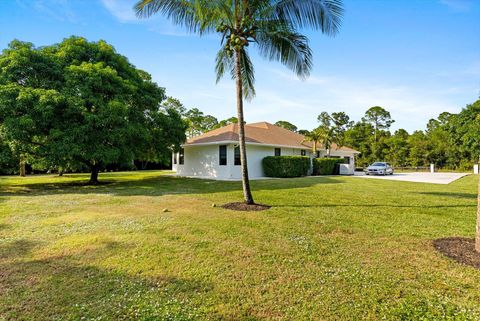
[1,0,479,132]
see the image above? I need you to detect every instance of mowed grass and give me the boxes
[0,171,479,320]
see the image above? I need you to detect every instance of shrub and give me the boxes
[262,156,310,178]
[312,158,346,175]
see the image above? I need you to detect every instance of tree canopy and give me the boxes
[0,37,186,183]
[275,120,298,132]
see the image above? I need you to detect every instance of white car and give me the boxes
[365,162,394,175]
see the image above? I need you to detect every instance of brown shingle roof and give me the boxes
[184,122,359,153]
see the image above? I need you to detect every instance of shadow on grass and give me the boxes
[0,239,213,320]
[0,239,38,259]
[0,174,342,198]
[417,192,478,199]
[273,203,476,209]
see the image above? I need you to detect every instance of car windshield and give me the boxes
[371,162,386,166]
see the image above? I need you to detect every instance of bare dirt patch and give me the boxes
[221,202,271,211]
[433,237,480,270]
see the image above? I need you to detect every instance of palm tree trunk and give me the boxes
[476,174,480,252]
[234,49,254,205]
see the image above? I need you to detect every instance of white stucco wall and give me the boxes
[174,144,300,179]
[174,144,230,178]
[172,144,357,179]
[317,150,356,167]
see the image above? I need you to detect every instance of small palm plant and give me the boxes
[135,0,344,205]
[303,128,325,155]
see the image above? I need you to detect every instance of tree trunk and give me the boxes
[476,173,480,252]
[234,49,254,205]
[89,164,100,185]
[19,160,26,177]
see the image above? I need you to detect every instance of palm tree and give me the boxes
[135,0,344,204]
[318,126,333,157]
[303,128,323,155]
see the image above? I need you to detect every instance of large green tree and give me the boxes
[330,111,353,147]
[275,120,298,132]
[0,37,186,183]
[136,0,343,205]
[407,130,430,167]
[452,100,480,252]
[425,112,458,168]
[362,106,394,143]
[215,116,238,128]
[344,121,374,167]
[385,129,409,167]
[317,111,352,151]
[161,96,187,116]
[184,108,219,137]
[0,133,17,175]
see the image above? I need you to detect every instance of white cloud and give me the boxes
[237,68,474,132]
[99,0,192,36]
[100,0,138,22]
[439,0,473,12]
[17,0,79,23]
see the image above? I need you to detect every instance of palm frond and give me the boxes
[238,49,255,100]
[271,0,344,36]
[214,47,233,83]
[255,21,312,79]
[134,0,221,34]
[215,47,255,100]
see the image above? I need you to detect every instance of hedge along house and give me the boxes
[172,122,360,180]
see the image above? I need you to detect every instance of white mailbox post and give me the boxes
[474,164,479,175]
[430,164,435,173]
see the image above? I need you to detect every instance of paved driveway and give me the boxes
[353,172,470,184]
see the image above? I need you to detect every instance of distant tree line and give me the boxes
[274,102,480,170]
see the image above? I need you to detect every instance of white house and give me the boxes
[172,122,360,180]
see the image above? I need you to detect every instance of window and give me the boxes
[316,151,320,158]
[344,156,351,164]
[173,153,177,164]
[179,148,184,165]
[234,146,241,166]
[301,149,306,156]
[274,148,281,156]
[219,145,227,165]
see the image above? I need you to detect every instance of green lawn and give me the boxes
[0,171,479,320]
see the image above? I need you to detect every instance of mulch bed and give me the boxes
[433,237,480,270]
[221,202,271,211]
